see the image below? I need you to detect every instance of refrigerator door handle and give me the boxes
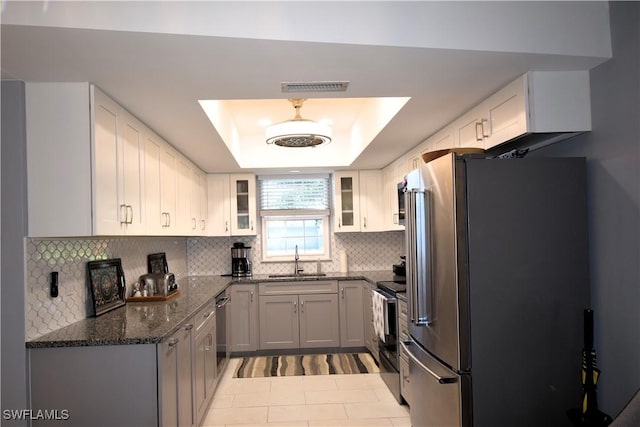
[407,189,432,326]
[401,341,457,384]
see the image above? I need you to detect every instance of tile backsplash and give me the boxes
[25,231,404,340]
[187,231,405,276]
[25,237,187,340]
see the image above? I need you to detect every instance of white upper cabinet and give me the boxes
[451,71,591,151]
[358,170,384,232]
[92,89,146,235]
[143,130,165,235]
[207,173,257,237]
[229,174,257,236]
[333,172,361,232]
[176,155,194,235]
[117,110,145,234]
[159,144,179,234]
[26,82,209,237]
[332,171,387,233]
[197,170,208,234]
[207,174,231,236]
[26,83,93,237]
[91,88,122,235]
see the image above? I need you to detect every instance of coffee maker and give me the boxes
[231,242,252,277]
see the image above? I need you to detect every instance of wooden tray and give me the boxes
[126,290,180,303]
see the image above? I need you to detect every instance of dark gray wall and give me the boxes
[532,1,640,417]
[1,81,29,424]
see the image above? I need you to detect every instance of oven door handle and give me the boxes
[374,289,396,335]
[216,296,231,308]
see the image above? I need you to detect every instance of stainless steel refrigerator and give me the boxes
[402,153,590,427]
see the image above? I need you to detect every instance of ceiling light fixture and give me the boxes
[265,98,332,148]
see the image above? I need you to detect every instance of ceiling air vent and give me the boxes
[281,81,349,93]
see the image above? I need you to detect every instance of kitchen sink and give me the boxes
[268,273,327,278]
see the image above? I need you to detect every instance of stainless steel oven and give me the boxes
[375,281,406,404]
[215,292,231,375]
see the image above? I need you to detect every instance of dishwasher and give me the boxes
[215,291,231,375]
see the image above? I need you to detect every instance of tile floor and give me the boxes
[202,358,410,427]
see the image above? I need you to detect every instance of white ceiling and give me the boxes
[0,1,612,174]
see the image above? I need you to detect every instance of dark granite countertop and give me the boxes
[26,271,396,349]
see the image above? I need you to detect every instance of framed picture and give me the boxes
[87,258,126,317]
[147,252,168,274]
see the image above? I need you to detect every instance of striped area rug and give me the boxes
[233,353,380,378]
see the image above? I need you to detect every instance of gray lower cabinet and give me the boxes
[29,344,160,427]
[258,281,339,350]
[299,293,340,348]
[28,303,219,427]
[229,283,259,352]
[160,322,195,427]
[193,303,217,425]
[338,280,365,347]
[259,294,300,349]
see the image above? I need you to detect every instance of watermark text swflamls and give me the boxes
[3,409,70,421]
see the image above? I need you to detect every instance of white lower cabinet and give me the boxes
[258,281,340,350]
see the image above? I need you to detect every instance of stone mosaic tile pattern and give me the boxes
[25,237,187,340]
[187,231,405,276]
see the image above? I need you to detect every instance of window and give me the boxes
[259,175,331,261]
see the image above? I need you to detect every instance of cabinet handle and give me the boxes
[250,220,254,231]
[363,217,367,229]
[301,300,304,313]
[481,118,490,138]
[225,221,229,232]
[203,311,212,318]
[201,219,206,231]
[475,122,484,141]
[293,301,297,314]
[168,338,178,347]
[192,218,197,230]
[393,213,398,224]
[250,290,254,302]
[341,288,345,299]
[167,213,171,227]
[120,204,127,224]
[127,205,133,224]
[184,323,194,331]
[338,218,342,228]
[205,333,213,351]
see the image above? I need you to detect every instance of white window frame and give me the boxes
[258,174,332,262]
[261,213,331,262]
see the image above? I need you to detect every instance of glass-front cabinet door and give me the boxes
[333,172,361,232]
[229,174,256,236]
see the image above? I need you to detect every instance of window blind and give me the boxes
[258,175,330,211]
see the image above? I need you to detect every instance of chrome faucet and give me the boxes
[294,245,302,275]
